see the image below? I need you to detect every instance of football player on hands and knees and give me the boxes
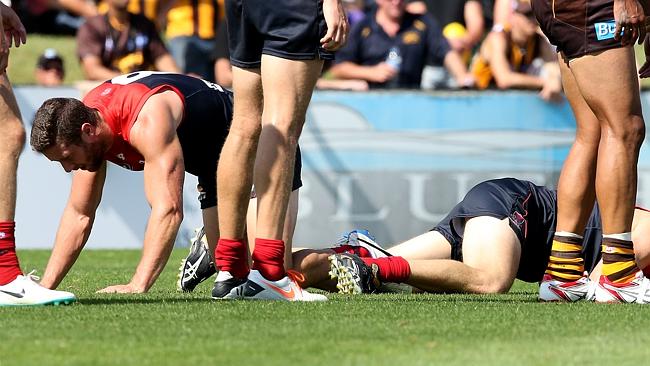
[0,3,77,306]
[30,72,303,295]
[289,178,650,300]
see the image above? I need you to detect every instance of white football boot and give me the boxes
[336,229,391,258]
[538,273,595,302]
[242,270,327,301]
[595,271,650,304]
[0,271,76,306]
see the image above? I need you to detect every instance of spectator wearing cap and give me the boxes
[330,0,474,89]
[35,49,65,87]
[469,0,561,101]
[76,0,179,81]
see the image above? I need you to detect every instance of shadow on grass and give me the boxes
[330,291,540,304]
[77,297,216,306]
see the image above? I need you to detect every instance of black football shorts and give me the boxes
[532,0,623,60]
[225,0,334,68]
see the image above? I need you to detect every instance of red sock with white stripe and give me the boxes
[0,221,22,285]
[361,256,411,282]
[252,238,285,281]
[214,238,249,279]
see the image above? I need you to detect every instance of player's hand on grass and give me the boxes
[321,0,348,51]
[613,0,645,45]
[97,283,147,294]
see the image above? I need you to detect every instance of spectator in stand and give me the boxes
[343,0,367,27]
[330,0,474,89]
[469,0,561,101]
[96,0,165,28]
[34,48,65,86]
[17,0,97,35]
[481,0,496,30]
[406,0,485,61]
[164,0,224,82]
[76,0,179,81]
[493,0,513,27]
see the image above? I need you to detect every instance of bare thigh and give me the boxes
[388,231,452,260]
[461,216,521,291]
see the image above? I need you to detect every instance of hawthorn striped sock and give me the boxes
[545,232,584,281]
[601,233,638,283]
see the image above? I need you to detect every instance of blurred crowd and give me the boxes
[12,0,562,101]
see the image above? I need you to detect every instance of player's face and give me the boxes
[377,0,405,19]
[512,12,538,41]
[43,141,105,173]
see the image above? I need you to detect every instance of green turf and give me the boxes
[7,34,81,86]
[2,250,650,366]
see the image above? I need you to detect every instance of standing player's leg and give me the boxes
[177,188,300,293]
[247,190,300,271]
[0,73,24,286]
[213,66,263,299]
[539,55,601,299]
[243,56,326,301]
[570,48,649,302]
[0,73,76,305]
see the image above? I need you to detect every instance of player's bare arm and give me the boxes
[443,51,475,88]
[321,0,349,51]
[614,0,646,45]
[41,164,107,289]
[80,55,121,81]
[485,32,544,90]
[97,90,185,294]
[154,54,181,74]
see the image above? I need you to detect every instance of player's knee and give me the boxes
[473,274,512,294]
[264,117,305,140]
[607,115,645,146]
[228,121,262,142]
[291,249,329,272]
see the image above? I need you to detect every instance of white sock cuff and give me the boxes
[215,271,233,281]
[555,231,584,239]
[603,232,632,241]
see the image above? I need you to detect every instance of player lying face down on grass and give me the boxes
[29,71,303,294]
[290,178,650,302]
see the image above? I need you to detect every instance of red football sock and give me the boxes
[252,238,285,281]
[331,245,372,258]
[362,256,411,283]
[214,238,249,279]
[0,221,22,285]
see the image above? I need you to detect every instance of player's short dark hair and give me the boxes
[30,98,98,152]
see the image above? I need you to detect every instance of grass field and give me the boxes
[7,35,83,85]
[3,250,650,366]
